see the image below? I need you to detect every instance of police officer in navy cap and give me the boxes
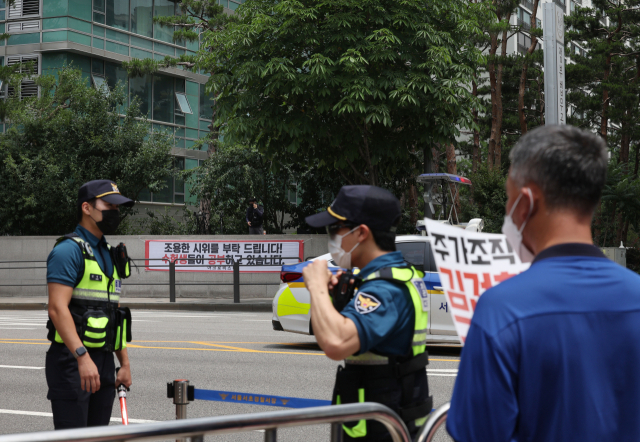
[303,185,432,441]
[45,180,135,429]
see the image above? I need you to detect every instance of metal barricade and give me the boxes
[0,403,411,442]
[0,256,302,303]
[414,402,450,442]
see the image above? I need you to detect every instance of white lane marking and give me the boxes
[132,315,227,318]
[0,409,156,424]
[243,320,272,322]
[0,323,45,326]
[427,368,458,377]
[0,327,37,330]
[0,365,45,370]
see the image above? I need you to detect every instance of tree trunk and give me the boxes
[600,16,623,142]
[494,20,511,170]
[634,143,640,178]
[518,0,540,135]
[472,76,480,174]
[487,32,499,170]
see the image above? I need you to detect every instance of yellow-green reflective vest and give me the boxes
[47,234,131,352]
[336,265,431,438]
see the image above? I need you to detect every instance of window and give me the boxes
[8,0,39,18]
[130,0,152,38]
[200,83,214,120]
[7,20,39,32]
[396,242,426,272]
[92,74,108,94]
[153,0,176,43]
[106,0,129,31]
[175,93,192,114]
[517,32,532,54]
[93,0,105,24]
[130,74,151,118]
[6,55,38,99]
[152,74,174,122]
[105,61,128,92]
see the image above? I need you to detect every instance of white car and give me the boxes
[271,235,460,345]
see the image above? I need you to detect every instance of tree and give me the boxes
[204,0,484,187]
[566,0,640,246]
[0,66,173,235]
[188,144,299,234]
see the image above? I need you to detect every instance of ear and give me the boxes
[81,202,93,217]
[357,224,371,242]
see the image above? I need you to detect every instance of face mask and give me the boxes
[328,226,360,269]
[501,189,534,263]
[92,209,121,235]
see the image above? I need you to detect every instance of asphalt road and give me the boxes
[0,309,459,441]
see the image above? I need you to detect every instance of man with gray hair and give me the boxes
[447,125,640,441]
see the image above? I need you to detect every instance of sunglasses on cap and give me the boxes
[326,223,358,236]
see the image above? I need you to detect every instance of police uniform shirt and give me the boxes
[47,225,114,287]
[447,244,640,442]
[340,251,414,356]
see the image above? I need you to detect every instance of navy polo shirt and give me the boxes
[47,225,114,287]
[341,251,415,356]
[447,243,640,442]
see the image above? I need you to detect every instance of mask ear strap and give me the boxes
[508,193,524,218]
[518,188,534,234]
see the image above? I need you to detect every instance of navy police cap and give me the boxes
[78,180,135,208]
[305,185,401,232]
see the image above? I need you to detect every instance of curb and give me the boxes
[0,302,272,313]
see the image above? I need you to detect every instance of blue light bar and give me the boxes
[416,173,472,185]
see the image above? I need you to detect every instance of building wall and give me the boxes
[0,0,219,211]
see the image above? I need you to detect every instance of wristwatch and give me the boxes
[73,346,87,359]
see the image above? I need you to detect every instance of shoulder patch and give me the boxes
[355,293,381,314]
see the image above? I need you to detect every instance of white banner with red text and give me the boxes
[424,219,530,343]
[145,240,304,273]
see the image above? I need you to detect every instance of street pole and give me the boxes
[543,1,566,125]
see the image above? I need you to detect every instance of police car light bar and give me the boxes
[416,173,472,185]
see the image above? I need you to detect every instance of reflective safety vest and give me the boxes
[332,265,432,438]
[46,233,132,352]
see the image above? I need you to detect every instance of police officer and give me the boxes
[46,180,134,429]
[303,185,431,441]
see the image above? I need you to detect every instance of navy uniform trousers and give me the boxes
[45,343,116,429]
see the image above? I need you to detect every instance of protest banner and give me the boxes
[145,240,304,272]
[424,219,530,343]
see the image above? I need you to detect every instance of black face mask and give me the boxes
[94,209,121,235]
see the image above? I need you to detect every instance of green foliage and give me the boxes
[188,144,298,234]
[0,66,173,235]
[205,0,484,186]
[123,208,199,235]
[460,166,507,234]
[627,248,640,273]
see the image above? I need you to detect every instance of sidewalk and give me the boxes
[0,296,273,312]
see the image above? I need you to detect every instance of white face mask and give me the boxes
[328,226,360,269]
[501,188,534,263]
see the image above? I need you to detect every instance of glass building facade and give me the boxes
[0,0,227,206]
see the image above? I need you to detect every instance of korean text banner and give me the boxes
[424,219,530,343]
[145,240,304,272]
